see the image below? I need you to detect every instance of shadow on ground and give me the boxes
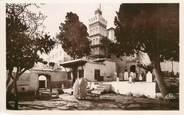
[16,93,179,110]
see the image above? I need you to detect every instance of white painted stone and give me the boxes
[103,81,156,98]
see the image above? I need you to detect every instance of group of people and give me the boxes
[122,69,153,83]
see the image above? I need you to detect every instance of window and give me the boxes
[94,69,100,81]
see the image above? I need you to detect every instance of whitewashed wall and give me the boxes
[82,60,116,81]
[104,81,156,98]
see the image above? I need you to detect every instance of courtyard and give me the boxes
[18,93,179,110]
[5,3,180,111]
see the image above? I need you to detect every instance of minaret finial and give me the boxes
[95,3,102,15]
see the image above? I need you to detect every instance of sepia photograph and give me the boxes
[4,1,180,111]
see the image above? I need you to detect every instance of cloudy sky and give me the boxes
[36,2,121,37]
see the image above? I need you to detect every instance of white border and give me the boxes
[0,0,184,115]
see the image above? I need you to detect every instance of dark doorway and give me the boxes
[39,80,46,88]
[79,69,84,78]
[38,75,47,88]
[130,65,136,72]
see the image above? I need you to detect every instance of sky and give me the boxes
[33,2,121,60]
[34,3,153,66]
[36,2,121,37]
[30,2,179,73]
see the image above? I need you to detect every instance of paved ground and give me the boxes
[18,93,179,110]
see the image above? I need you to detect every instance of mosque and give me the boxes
[14,5,178,98]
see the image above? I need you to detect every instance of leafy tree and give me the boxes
[57,12,90,83]
[6,4,55,109]
[100,37,115,58]
[57,12,90,59]
[114,4,179,97]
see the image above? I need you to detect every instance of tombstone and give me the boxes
[146,71,153,82]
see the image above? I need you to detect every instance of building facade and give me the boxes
[88,6,107,57]
[60,59,117,82]
[107,27,116,43]
[16,69,72,94]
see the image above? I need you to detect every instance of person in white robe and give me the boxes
[73,77,80,98]
[129,72,133,83]
[146,71,153,82]
[78,77,88,99]
[124,69,129,81]
[73,74,88,99]
[130,71,136,82]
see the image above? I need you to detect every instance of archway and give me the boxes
[38,75,47,88]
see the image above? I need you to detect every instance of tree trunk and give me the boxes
[152,60,168,97]
[6,70,14,109]
[7,68,27,109]
[14,78,18,110]
[72,67,78,84]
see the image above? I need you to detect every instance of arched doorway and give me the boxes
[37,74,52,96]
[38,75,47,88]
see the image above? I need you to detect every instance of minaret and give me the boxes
[88,4,107,58]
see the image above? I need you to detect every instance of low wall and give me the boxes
[104,81,156,98]
[17,72,38,93]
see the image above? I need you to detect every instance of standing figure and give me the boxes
[114,72,118,81]
[130,71,136,82]
[129,72,133,83]
[146,71,153,82]
[78,77,88,99]
[73,77,80,98]
[124,69,129,81]
[119,72,124,81]
[132,72,136,81]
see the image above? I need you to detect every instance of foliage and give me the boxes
[7,3,55,79]
[114,4,179,97]
[57,12,90,59]
[100,37,115,57]
[114,4,179,61]
[6,3,55,109]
